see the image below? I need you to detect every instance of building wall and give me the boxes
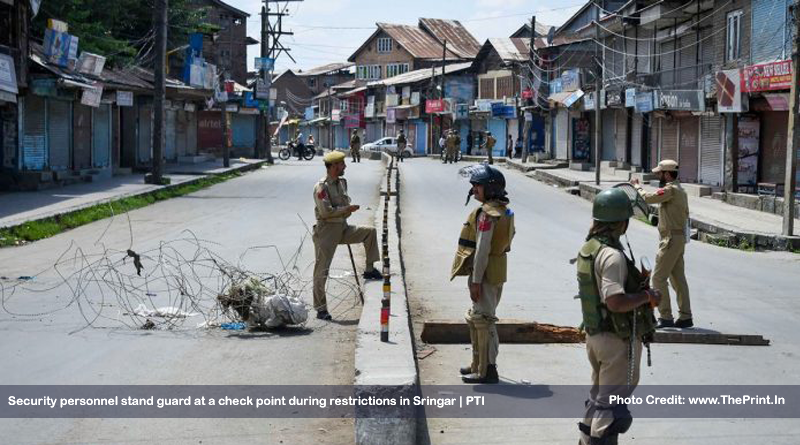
[198,0,250,84]
[712,0,752,70]
[750,0,792,63]
[352,30,416,79]
[272,71,314,118]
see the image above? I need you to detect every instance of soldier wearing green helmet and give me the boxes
[576,188,662,445]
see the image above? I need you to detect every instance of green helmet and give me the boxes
[592,189,633,222]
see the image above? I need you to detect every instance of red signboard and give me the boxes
[425,99,445,113]
[522,89,534,99]
[198,111,223,150]
[741,60,792,92]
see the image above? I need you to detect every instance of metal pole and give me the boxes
[783,3,800,236]
[255,5,267,159]
[149,0,167,184]
[346,245,365,305]
[595,20,602,186]
[522,15,535,164]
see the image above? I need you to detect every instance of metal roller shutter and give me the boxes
[120,106,137,168]
[176,110,187,158]
[678,35,697,89]
[661,118,679,162]
[138,105,152,164]
[93,104,111,168]
[651,118,660,170]
[186,111,197,156]
[602,109,615,160]
[48,99,71,171]
[700,115,723,186]
[659,40,675,87]
[22,95,47,170]
[758,111,788,184]
[232,114,256,148]
[678,116,699,183]
[165,109,177,160]
[73,103,93,170]
[556,109,569,159]
[415,121,427,153]
[631,113,643,167]
[615,108,627,162]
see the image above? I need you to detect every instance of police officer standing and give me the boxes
[576,189,661,445]
[312,151,383,320]
[451,164,515,384]
[350,130,361,163]
[630,159,692,329]
[396,129,407,163]
[483,131,497,165]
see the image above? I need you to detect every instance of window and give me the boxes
[377,37,393,53]
[356,65,383,80]
[385,63,410,78]
[726,10,743,61]
[308,78,317,88]
[340,100,349,112]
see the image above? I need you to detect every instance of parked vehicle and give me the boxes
[279,142,316,161]
[362,137,413,159]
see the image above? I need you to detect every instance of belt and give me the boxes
[659,229,685,238]
[458,238,476,248]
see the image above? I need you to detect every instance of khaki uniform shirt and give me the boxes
[636,180,689,237]
[313,176,352,222]
[594,247,628,302]
[350,135,361,149]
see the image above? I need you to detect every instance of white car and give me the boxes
[362,137,414,158]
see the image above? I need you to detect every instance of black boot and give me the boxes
[462,364,499,384]
[675,318,694,328]
[459,366,473,376]
[656,318,675,329]
[316,310,332,321]
[362,269,383,280]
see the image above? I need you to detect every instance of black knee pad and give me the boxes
[607,404,633,435]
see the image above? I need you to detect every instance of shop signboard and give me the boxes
[656,90,705,111]
[741,60,792,92]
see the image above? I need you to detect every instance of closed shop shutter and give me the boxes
[631,113,643,167]
[93,104,111,168]
[22,95,47,170]
[659,40,675,87]
[615,108,627,162]
[415,121,426,153]
[556,109,569,159]
[661,117,679,162]
[678,35,697,89]
[651,118,660,170]
[138,105,152,164]
[678,116,700,182]
[120,106,137,168]
[759,111,788,184]
[165,109,177,160]
[700,115,723,186]
[366,122,380,144]
[48,99,71,171]
[176,110,187,158]
[232,114,256,149]
[73,103,93,170]
[488,118,506,157]
[601,109,615,160]
[185,111,197,156]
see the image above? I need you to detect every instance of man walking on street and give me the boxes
[483,131,496,165]
[576,188,660,445]
[506,134,513,159]
[451,164,515,384]
[396,129,407,163]
[312,152,383,321]
[630,159,692,329]
[349,130,361,163]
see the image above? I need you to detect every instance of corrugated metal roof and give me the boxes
[488,38,529,62]
[369,62,472,87]
[378,23,462,60]
[418,18,481,59]
[296,62,354,77]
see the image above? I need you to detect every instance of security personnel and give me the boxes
[630,159,692,328]
[443,130,455,164]
[451,164,515,384]
[483,131,497,165]
[350,130,361,163]
[312,151,383,320]
[396,129,407,163]
[576,188,661,445]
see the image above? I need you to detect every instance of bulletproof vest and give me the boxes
[450,202,514,284]
[397,134,406,144]
[576,237,656,339]
[486,137,496,149]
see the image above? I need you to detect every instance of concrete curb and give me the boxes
[354,153,418,445]
[521,167,800,252]
[0,160,268,232]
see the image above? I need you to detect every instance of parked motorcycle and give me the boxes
[279,142,316,161]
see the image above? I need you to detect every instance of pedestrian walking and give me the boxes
[576,188,660,445]
[451,164,515,384]
[349,130,361,163]
[630,159,693,328]
[312,151,383,321]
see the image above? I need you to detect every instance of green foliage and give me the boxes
[32,0,211,67]
[0,170,244,248]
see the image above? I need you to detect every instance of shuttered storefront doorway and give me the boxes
[93,104,111,168]
[73,103,93,170]
[758,111,788,184]
[678,116,699,183]
[48,99,71,171]
[699,115,723,186]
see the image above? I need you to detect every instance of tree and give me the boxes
[31,0,213,67]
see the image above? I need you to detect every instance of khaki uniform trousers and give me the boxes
[465,278,503,377]
[580,332,642,443]
[350,147,361,162]
[312,221,380,312]
[652,233,691,321]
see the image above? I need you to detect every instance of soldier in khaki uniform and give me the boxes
[349,130,361,163]
[576,188,661,445]
[395,129,407,163]
[630,159,692,329]
[451,164,515,384]
[483,131,497,165]
[445,129,461,164]
[312,151,383,320]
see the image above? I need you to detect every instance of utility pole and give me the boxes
[783,2,800,236]
[148,0,167,184]
[522,15,535,164]
[594,20,602,186]
[256,5,267,160]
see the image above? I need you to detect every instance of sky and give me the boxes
[223,0,586,73]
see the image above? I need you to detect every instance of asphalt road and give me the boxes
[399,157,800,445]
[0,158,384,445]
